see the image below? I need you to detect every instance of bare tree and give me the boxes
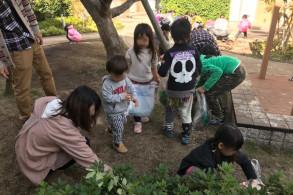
[80,0,140,59]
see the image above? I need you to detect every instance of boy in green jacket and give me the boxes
[196,45,246,125]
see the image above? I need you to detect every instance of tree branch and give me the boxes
[111,0,140,18]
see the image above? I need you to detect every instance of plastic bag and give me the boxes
[157,76,169,106]
[192,90,210,130]
[126,82,157,117]
[251,159,265,187]
[241,159,265,190]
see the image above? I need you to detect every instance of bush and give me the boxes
[250,39,293,64]
[30,0,73,22]
[40,26,66,37]
[39,17,124,37]
[35,161,293,195]
[161,0,231,21]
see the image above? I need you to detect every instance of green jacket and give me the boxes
[195,55,241,91]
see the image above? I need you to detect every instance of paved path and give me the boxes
[43,32,100,47]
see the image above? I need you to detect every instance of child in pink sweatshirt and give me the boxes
[234,15,252,40]
[64,25,82,44]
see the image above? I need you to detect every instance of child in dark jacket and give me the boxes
[158,19,202,144]
[177,125,257,181]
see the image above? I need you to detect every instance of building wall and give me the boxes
[254,0,272,24]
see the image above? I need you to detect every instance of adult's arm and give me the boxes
[236,151,257,180]
[22,0,40,35]
[49,127,108,170]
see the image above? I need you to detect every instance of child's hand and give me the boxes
[155,76,161,85]
[197,86,206,94]
[123,92,132,102]
[132,99,139,107]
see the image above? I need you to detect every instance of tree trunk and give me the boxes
[81,0,125,59]
[4,67,13,96]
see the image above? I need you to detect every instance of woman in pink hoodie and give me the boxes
[234,15,252,40]
[64,25,82,44]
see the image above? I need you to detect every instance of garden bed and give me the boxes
[0,39,293,195]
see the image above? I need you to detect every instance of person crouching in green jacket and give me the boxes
[196,44,246,125]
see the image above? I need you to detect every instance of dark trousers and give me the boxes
[49,137,90,173]
[133,116,141,122]
[235,31,247,39]
[205,64,246,117]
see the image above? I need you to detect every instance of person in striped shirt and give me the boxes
[0,0,57,124]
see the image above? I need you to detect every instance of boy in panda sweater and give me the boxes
[158,19,202,144]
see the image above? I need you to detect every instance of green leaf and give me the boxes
[108,180,114,192]
[117,188,123,195]
[122,178,127,185]
[85,171,95,179]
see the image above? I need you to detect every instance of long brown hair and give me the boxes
[133,23,158,62]
[51,86,101,132]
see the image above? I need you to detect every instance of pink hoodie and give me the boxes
[67,25,82,42]
[238,18,252,32]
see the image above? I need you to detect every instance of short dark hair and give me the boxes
[106,55,129,75]
[201,44,217,58]
[171,19,191,42]
[243,14,248,18]
[161,24,170,31]
[51,86,101,132]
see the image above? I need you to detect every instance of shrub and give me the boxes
[39,17,124,37]
[250,38,293,64]
[30,0,73,22]
[161,0,231,21]
[35,161,293,195]
[40,26,65,37]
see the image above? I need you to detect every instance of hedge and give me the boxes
[161,0,231,21]
[39,17,124,37]
[35,161,293,195]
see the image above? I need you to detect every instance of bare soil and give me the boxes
[0,39,292,195]
[216,39,253,55]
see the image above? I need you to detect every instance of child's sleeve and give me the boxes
[68,29,74,36]
[158,51,171,77]
[126,78,137,100]
[201,64,223,91]
[101,82,125,104]
[151,54,158,68]
[236,151,257,180]
[125,49,132,68]
[248,21,252,29]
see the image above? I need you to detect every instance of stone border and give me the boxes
[239,127,293,150]
[231,75,293,133]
